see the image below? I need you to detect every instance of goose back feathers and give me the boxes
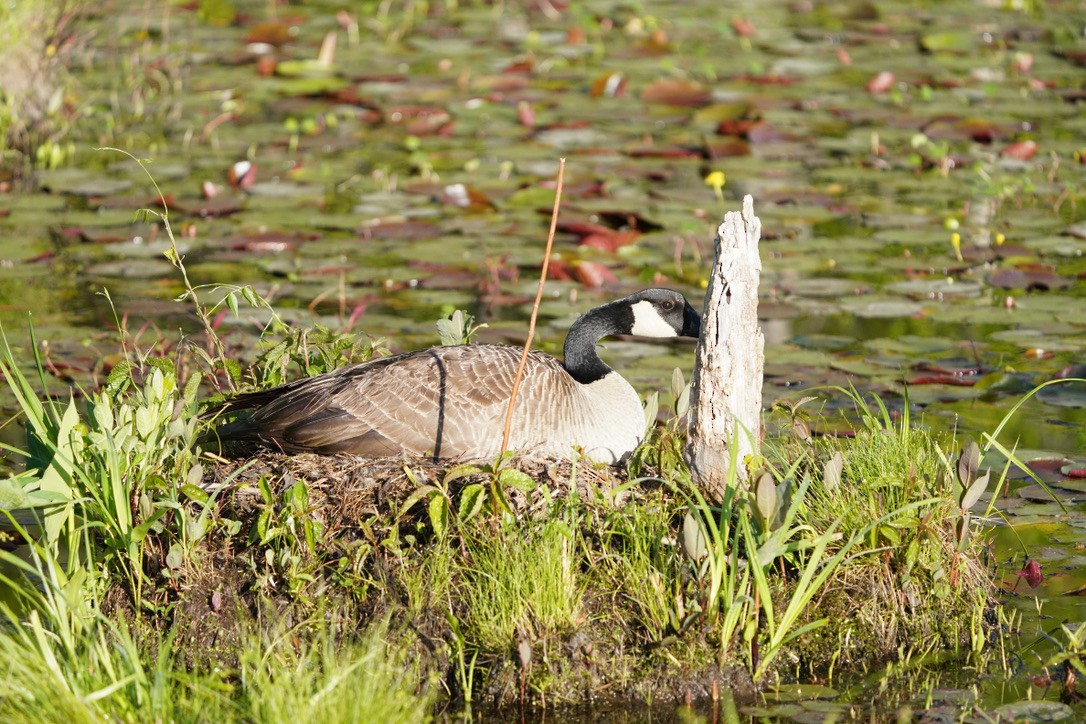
[207,288,701,464]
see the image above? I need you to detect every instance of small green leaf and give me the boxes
[222,358,242,382]
[241,285,261,307]
[186,464,205,489]
[670,367,685,401]
[879,524,901,546]
[0,477,29,510]
[823,452,843,492]
[165,544,184,570]
[458,483,486,521]
[958,441,980,486]
[186,518,209,541]
[105,361,133,395]
[443,463,484,485]
[257,475,274,505]
[436,317,461,346]
[397,484,440,518]
[682,511,707,560]
[183,371,203,407]
[905,538,920,571]
[675,382,691,417]
[642,391,659,433]
[428,495,449,538]
[961,470,991,511]
[755,471,777,525]
[130,509,167,545]
[498,468,535,492]
[92,399,114,431]
[180,484,209,504]
[287,480,308,509]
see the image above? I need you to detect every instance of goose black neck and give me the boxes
[562,300,634,384]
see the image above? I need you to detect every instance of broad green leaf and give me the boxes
[823,452,843,492]
[458,483,486,521]
[0,477,29,510]
[676,381,691,418]
[443,463,484,485]
[958,441,980,485]
[180,484,209,505]
[498,468,535,492]
[131,508,170,544]
[682,511,707,561]
[642,391,659,433]
[670,367,685,401]
[93,399,114,430]
[186,463,205,489]
[755,471,777,525]
[428,495,449,538]
[397,484,440,518]
[962,470,991,511]
[165,544,184,570]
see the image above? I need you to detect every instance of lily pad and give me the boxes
[992,700,1074,721]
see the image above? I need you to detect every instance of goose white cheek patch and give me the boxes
[630,300,679,337]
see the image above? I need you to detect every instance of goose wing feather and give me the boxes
[214,345,576,457]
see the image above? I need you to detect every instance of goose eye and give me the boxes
[660,299,675,311]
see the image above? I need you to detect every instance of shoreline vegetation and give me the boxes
[0,258,999,719]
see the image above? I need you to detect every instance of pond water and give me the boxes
[1,0,1086,717]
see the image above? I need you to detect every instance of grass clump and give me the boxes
[459,516,585,651]
[598,498,685,642]
[238,624,434,724]
[782,392,992,671]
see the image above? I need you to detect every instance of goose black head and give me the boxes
[626,288,702,339]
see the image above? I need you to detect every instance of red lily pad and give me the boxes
[866,71,895,94]
[987,267,1073,291]
[244,21,295,46]
[1015,559,1044,588]
[172,197,245,218]
[640,78,712,107]
[572,260,617,288]
[625,145,704,159]
[226,229,318,252]
[358,220,442,241]
[1002,140,1039,160]
[89,194,175,210]
[579,230,640,253]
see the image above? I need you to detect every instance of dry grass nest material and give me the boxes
[203,452,637,533]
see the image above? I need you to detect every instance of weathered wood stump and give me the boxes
[685,195,764,497]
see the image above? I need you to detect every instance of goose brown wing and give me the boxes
[227,345,568,457]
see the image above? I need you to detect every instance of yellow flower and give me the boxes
[704,171,726,202]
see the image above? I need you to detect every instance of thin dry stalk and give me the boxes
[500,158,566,454]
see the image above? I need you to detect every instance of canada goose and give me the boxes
[206,288,701,464]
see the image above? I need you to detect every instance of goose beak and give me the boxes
[682,301,702,338]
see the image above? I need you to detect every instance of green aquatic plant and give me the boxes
[0,324,202,602]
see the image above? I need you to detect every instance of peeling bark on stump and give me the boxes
[685,195,764,497]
